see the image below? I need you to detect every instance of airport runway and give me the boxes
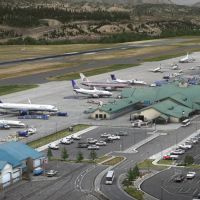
[0,37,197,85]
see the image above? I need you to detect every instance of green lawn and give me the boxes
[138,159,168,170]
[101,156,124,166]
[0,84,38,95]
[48,64,138,81]
[28,124,89,148]
[124,186,144,200]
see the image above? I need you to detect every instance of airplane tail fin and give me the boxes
[80,73,89,82]
[71,80,80,89]
[110,74,116,81]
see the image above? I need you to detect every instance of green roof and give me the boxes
[122,84,200,108]
[152,99,193,118]
[98,97,140,114]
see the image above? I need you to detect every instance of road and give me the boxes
[100,119,200,200]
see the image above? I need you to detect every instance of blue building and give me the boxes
[0,141,44,188]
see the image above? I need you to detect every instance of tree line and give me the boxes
[0,6,130,27]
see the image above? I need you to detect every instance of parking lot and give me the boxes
[141,167,200,200]
[45,127,149,160]
[142,133,200,200]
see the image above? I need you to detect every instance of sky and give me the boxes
[172,0,200,5]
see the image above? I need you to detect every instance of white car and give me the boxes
[46,170,58,177]
[60,138,73,144]
[87,138,98,144]
[108,135,120,140]
[96,141,106,146]
[71,135,81,140]
[48,143,59,150]
[179,143,192,150]
[170,149,185,155]
[101,133,111,138]
[186,171,196,179]
[88,145,100,150]
[27,127,37,134]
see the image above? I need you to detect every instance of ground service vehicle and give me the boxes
[46,170,58,177]
[181,119,191,127]
[105,170,115,185]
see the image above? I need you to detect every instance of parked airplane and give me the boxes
[0,100,58,113]
[179,53,195,63]
[171,64,180,70]
[0,119,25,127]
[72,80,112,98]
[80,73,131,90]
[150,66,162,73]
[110,74,147,85]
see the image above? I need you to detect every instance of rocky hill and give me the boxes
[0,3,200,44]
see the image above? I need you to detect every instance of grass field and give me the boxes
[48,63,137,81]
[0,44,111,61]
[0,84,38,95]
[1,37,200,82]
[124,187,144,200]
[138,159,168,170]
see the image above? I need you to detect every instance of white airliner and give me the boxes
[179,53,195,63]
[80,73,131,90]
[71,80,112,98]
[150,66,162,73]
[0,119,25,127]
[0,100,58,113]
[110,74,147,85]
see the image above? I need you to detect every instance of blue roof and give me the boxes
[0,161,8,170]
[0,142,43,168]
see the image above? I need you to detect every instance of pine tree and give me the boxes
[47,148,53,161]
[89,150,97,162]
[61,147,68,161]
[76,151,84,162]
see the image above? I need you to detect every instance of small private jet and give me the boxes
[71,80,112,98]
[150,66,162,73]
[179,53,195,63]
[110,74,147,85]
[171,64,180,70]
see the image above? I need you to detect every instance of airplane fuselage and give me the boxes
[0,103,58,112]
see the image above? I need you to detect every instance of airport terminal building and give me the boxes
[90,83,200,122]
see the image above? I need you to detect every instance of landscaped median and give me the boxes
[28,124,92,149]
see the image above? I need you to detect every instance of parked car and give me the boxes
[174,174,184,182]
[33,167,44,176]
[46,170,58,177]
[88,145,100,150]
[77,142,89,148]
[116,131,128,136]
[48,143,59,150]
[108,135,120,140]
[96,141,106,146]
[104,138,114,143]
[87,138,98,144]
[0,124,10,129]
[179,143,192,150]
[101,133,111,138]
[163,155,179,160]
[170,149,185,155]
[71,135,81,140]
[186,171,196,179]
[60,138,73,144]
